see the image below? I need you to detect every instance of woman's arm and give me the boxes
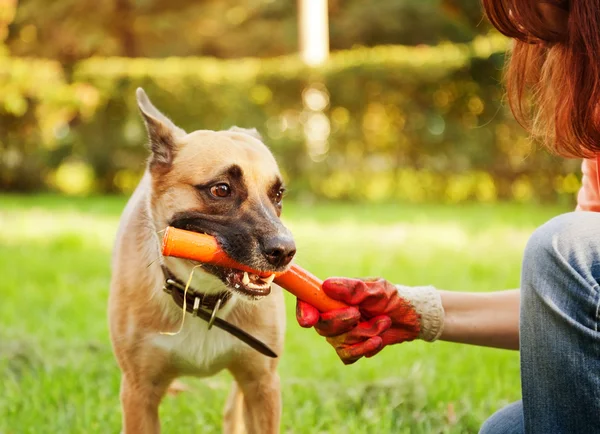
[439,289,520,350]
[297,279,521,364]
[437,159,593,349]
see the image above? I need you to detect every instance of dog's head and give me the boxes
[137,88,295,299]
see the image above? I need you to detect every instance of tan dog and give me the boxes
[109,88,295,434]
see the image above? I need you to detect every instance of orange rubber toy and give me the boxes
[161,226,347,312]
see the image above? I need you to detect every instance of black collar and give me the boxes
[160,265,277,358]
[161,265,232,312]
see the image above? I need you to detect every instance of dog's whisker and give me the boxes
[186,259,204,267]
[146,256,162,269]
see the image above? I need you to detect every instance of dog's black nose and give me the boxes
[262,236,296,267]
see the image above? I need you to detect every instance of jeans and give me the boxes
[480,212,600,434]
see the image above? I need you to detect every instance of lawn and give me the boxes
[0,195,570,433]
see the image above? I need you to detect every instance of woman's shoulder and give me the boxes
[576,156,600,212]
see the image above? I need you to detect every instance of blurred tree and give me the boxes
[329,0,492,47]
[0,0,17,49]
[440,0,493,29]
[7,1,120,65]
[5,0,491,62]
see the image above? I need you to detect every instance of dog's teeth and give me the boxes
[242,272,250,285]
[265,274,275,284]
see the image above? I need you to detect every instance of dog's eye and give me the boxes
[210,183,231,198]
[275,188,285,204]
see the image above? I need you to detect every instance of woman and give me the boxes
[296,1,600,433]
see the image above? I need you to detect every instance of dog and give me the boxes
[108,88,295,434]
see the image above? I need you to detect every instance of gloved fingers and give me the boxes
[363,324,420,358]
[364,345,384,358]
[379,326,420,346]
[322,277,390,307]
[322,277,370,305]
[353,315,391,341]
[325,315,391,346]
[324,316,390,363]
[335,336,383,365]
[314,306,361,337]
[361,276,387,283]
[295,298,320,328]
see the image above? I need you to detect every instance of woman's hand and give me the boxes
[296,277,444,364]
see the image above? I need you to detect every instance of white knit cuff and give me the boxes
[395,285,445,342]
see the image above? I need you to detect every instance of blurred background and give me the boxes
[0,0,582,202]
[0,1,580,433]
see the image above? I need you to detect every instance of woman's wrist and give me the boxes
[395,285,445,342]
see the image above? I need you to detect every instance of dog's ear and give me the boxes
[136,88,186,167]
[228,126,262,141]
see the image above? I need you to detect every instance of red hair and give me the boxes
[482,0,600,158]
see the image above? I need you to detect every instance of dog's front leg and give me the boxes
[120,374,169,434]
[223,381,245,434]
[236,373,281,434]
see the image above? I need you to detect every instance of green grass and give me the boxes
[0,195,571,433]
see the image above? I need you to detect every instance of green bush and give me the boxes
[0,34,581,203]
[0,56,97,191]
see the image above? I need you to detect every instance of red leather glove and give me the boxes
[297,277,444,364]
